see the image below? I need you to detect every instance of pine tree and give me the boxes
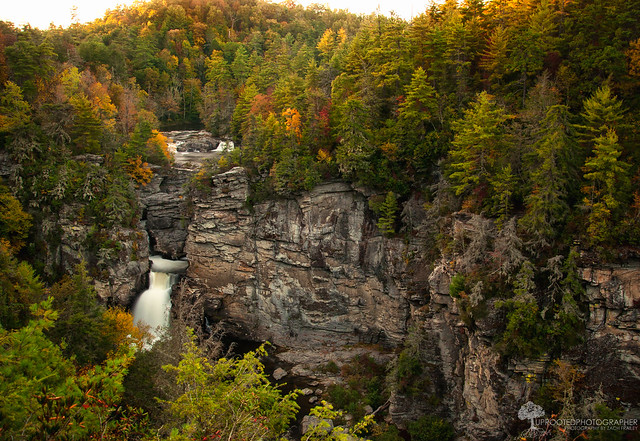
[489,164,516,228]
[582,129,630,244]
[580,84,624,141]
[0,81,31,134]
[448,92,512,205]
[520,105,575,243]
[377,191,398,237]
[398,67,438,129]
[335,97,373,182]
[70,93,103,154]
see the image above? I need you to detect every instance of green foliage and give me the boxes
[582,129,631,244]
[302,401,374,441]
[0,299,144,439]
[334,97,374,183]
[448,274,466,298]
[326,354,388,420]
[0,81,31,134]
[520,105,575,244]
[371,422,403,441]
[327,383,361,416]
[389,327,430,396]
[497,253,587,359]
[407,415,455,441]
[47,263,118,366]
[447,92,512,205]
[162,333,299,440]
[375,191,398,237]
[394,350,424,394]
[2,3,640,429]
[0,241,44,330]
[580,84,625,140]
[0,184,32,253]
[321,360,340,374]
[496,261,548,359]
[70,93,104,154]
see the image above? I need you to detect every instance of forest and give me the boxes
[1,0,640,439]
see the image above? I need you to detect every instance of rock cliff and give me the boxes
[184,167,413,348]
[42,204,149,306]
[139,166,192,259]
[178,166,640,440]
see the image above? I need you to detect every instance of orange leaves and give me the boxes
[627,38,640,78]
[249,94,274,118]
[102,307,151,350]
[124,156,153,187]
[282,108,302,142]
[148,130,174,163]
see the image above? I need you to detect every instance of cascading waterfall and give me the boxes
[132,256,188,341]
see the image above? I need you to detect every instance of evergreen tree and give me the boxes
[0,299,142,439]
[497,261,547,359]
[489,164,515,228]
[335,96,374,182]
[70,93,103,154]
[580,84,625,141]
[582,129,630,244]
[377,191,398,237]
[448,92,512,206]
[520,105,575,244]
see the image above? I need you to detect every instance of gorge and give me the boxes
[120,131,640,440]
[3,1,640,438]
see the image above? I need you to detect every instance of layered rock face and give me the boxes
[181,168,537,439]
[180,166,639,440]
[185,167,413,348]
[44,204,149,306]
[581,265,640,403]
[139,167,192,258]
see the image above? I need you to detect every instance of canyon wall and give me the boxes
[178,166,639,440]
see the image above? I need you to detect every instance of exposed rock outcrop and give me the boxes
[164,130,220,152]
[177,165,639,440]
[184,167,415,348]
[45,204,149,306]
[139,167,192,258]
[580,264,640,403]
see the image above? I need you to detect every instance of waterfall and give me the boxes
[132,256,188,341]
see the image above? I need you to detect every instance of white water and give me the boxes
[132,256,188,341]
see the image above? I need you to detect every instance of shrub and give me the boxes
[408,415,455,441]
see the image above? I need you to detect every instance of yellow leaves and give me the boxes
[125,156,153,186]
[338,27,347,45]
[316,149,332,163]
[88,81,117,131]
[102,307,151,350]
[317,28,347,57]
[148,130,174,163]
[380,142,398,160]
[317,29,336,57]
[0,185,32,253]
[282,108,302,142]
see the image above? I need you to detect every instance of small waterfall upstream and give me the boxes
[132,256,188,341]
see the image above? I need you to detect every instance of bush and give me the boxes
[394,349,423,394]
[327,383,361,415]
[408,415,455,441]
[449,274,466,298]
